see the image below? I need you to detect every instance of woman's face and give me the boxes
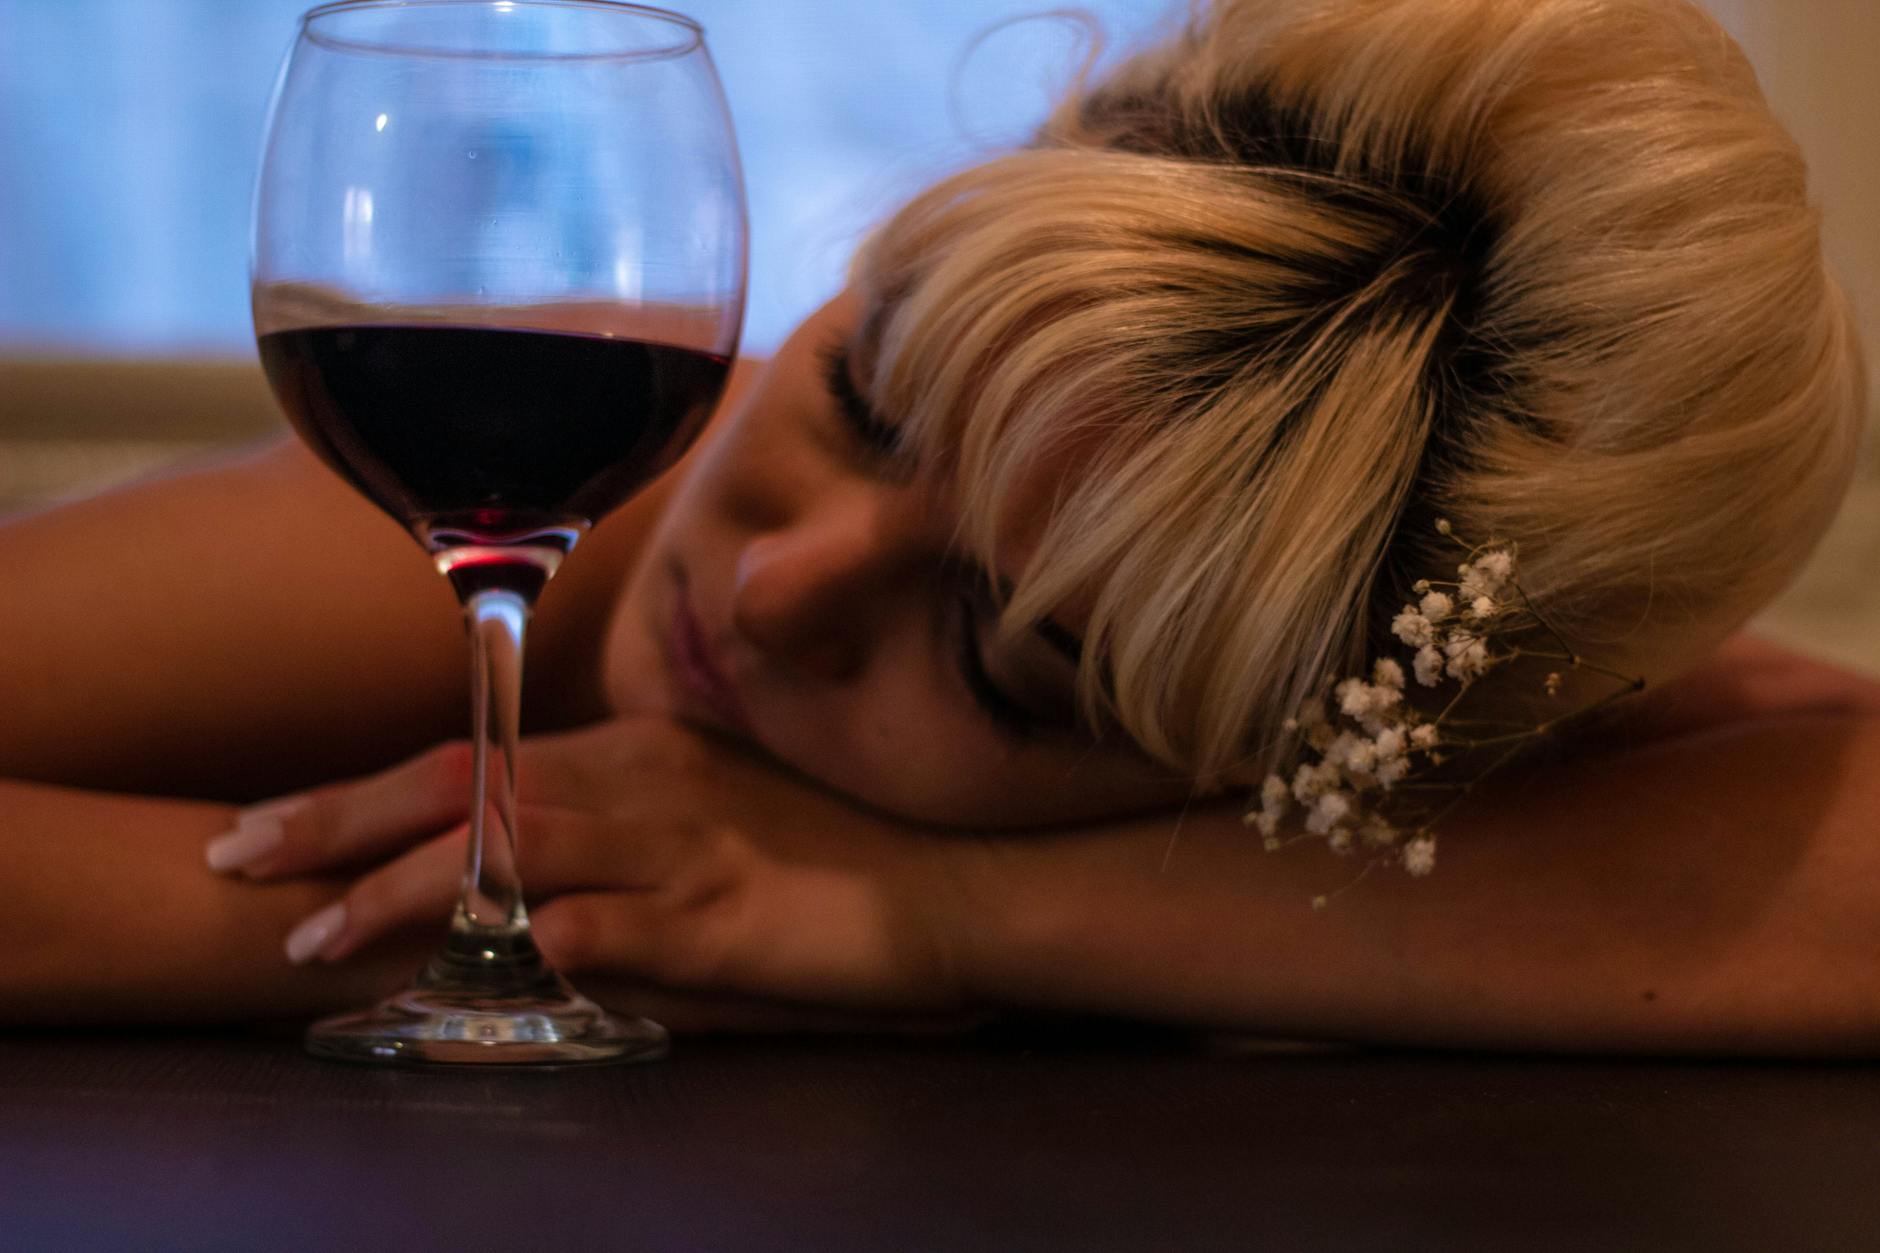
[604,290,1192,828]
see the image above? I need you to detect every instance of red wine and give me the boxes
[258,323,730,592]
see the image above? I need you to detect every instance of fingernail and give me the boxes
[205,798,304,874]
[284,901,347,965]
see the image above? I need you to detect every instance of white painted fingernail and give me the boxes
[205,798,304,874]
[284,901,347,965]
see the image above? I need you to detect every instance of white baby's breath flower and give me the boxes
[1402,836,1438,877]
[1459,549,1516,602]
[1412,579,1432,595]
[1338,679,1403,723]
[1414,644,1445,687]
[1317,727,1346,759]
[1420,591,1455,621]
[1474,549,1514,587]
[1261,774,1290,812]
[1253,809,1281,838]
[1444,633,1491,682]
[1410,723,1441,751]
[1392,608,1434,649]
[1359,812,1399,849]
[1321,731,1355,766]
[1306,790,1353,835]
[1327,828,1356,856]
[1373,726,1407,761]
[1373,657,1406,690]
[1373,755,1410,788]
[1292,760,1339,802]
[1466,595,1497,623]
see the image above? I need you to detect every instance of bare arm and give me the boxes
[196,646,1880,1054]
[0,780,429,1024]
[0,447,642,1023]
[958,711,1880,1055]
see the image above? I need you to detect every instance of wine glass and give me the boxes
[251,0,746,1066]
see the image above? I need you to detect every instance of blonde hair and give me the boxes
[851,0,1866,786]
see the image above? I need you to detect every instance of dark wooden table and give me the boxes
[1,1023,1875,1251]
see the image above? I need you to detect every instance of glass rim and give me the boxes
[299,0,706,63]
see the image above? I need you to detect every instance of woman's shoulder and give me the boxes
[1595,632,1880,751]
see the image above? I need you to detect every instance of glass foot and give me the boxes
[304,925,668,1068]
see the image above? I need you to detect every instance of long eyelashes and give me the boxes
[953,592,1038,739]
[817,340,902,459]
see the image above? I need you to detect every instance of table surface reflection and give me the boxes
[0,1022,1874,1251]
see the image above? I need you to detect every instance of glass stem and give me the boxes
[463,586,528,932]
[416,585,556,996]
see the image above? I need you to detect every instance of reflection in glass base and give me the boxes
[304,924,667,1068]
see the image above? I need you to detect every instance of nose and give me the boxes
[730,492,902,682]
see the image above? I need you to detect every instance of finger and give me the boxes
[208,741,475,881]
[214,718,715,882]
[531,885,876,1009]
[515,805,716,897]
[285,849,988,1034]
[533,893,983,1026]
[283,825,468,965]
[281,805,694,964]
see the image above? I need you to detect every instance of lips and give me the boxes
[668,576,754,736]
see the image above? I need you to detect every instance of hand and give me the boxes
[207,716,992,1034]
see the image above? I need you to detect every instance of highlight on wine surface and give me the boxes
[249,0,747,1067]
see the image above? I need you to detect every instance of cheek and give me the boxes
[762,657,1179,828]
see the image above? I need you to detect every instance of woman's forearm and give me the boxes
[956,713,1880,1056]
[0,779,431,1025]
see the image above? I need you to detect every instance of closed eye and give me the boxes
[954,591,1040,740]
[817,340,902,460]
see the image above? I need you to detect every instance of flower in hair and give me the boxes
[1245,520,1645,906]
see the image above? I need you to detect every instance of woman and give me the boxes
[4,0,1875,1052]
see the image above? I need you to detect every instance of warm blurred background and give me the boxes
[0,0,1874,666]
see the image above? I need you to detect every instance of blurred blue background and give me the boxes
[0,0,1176,357]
